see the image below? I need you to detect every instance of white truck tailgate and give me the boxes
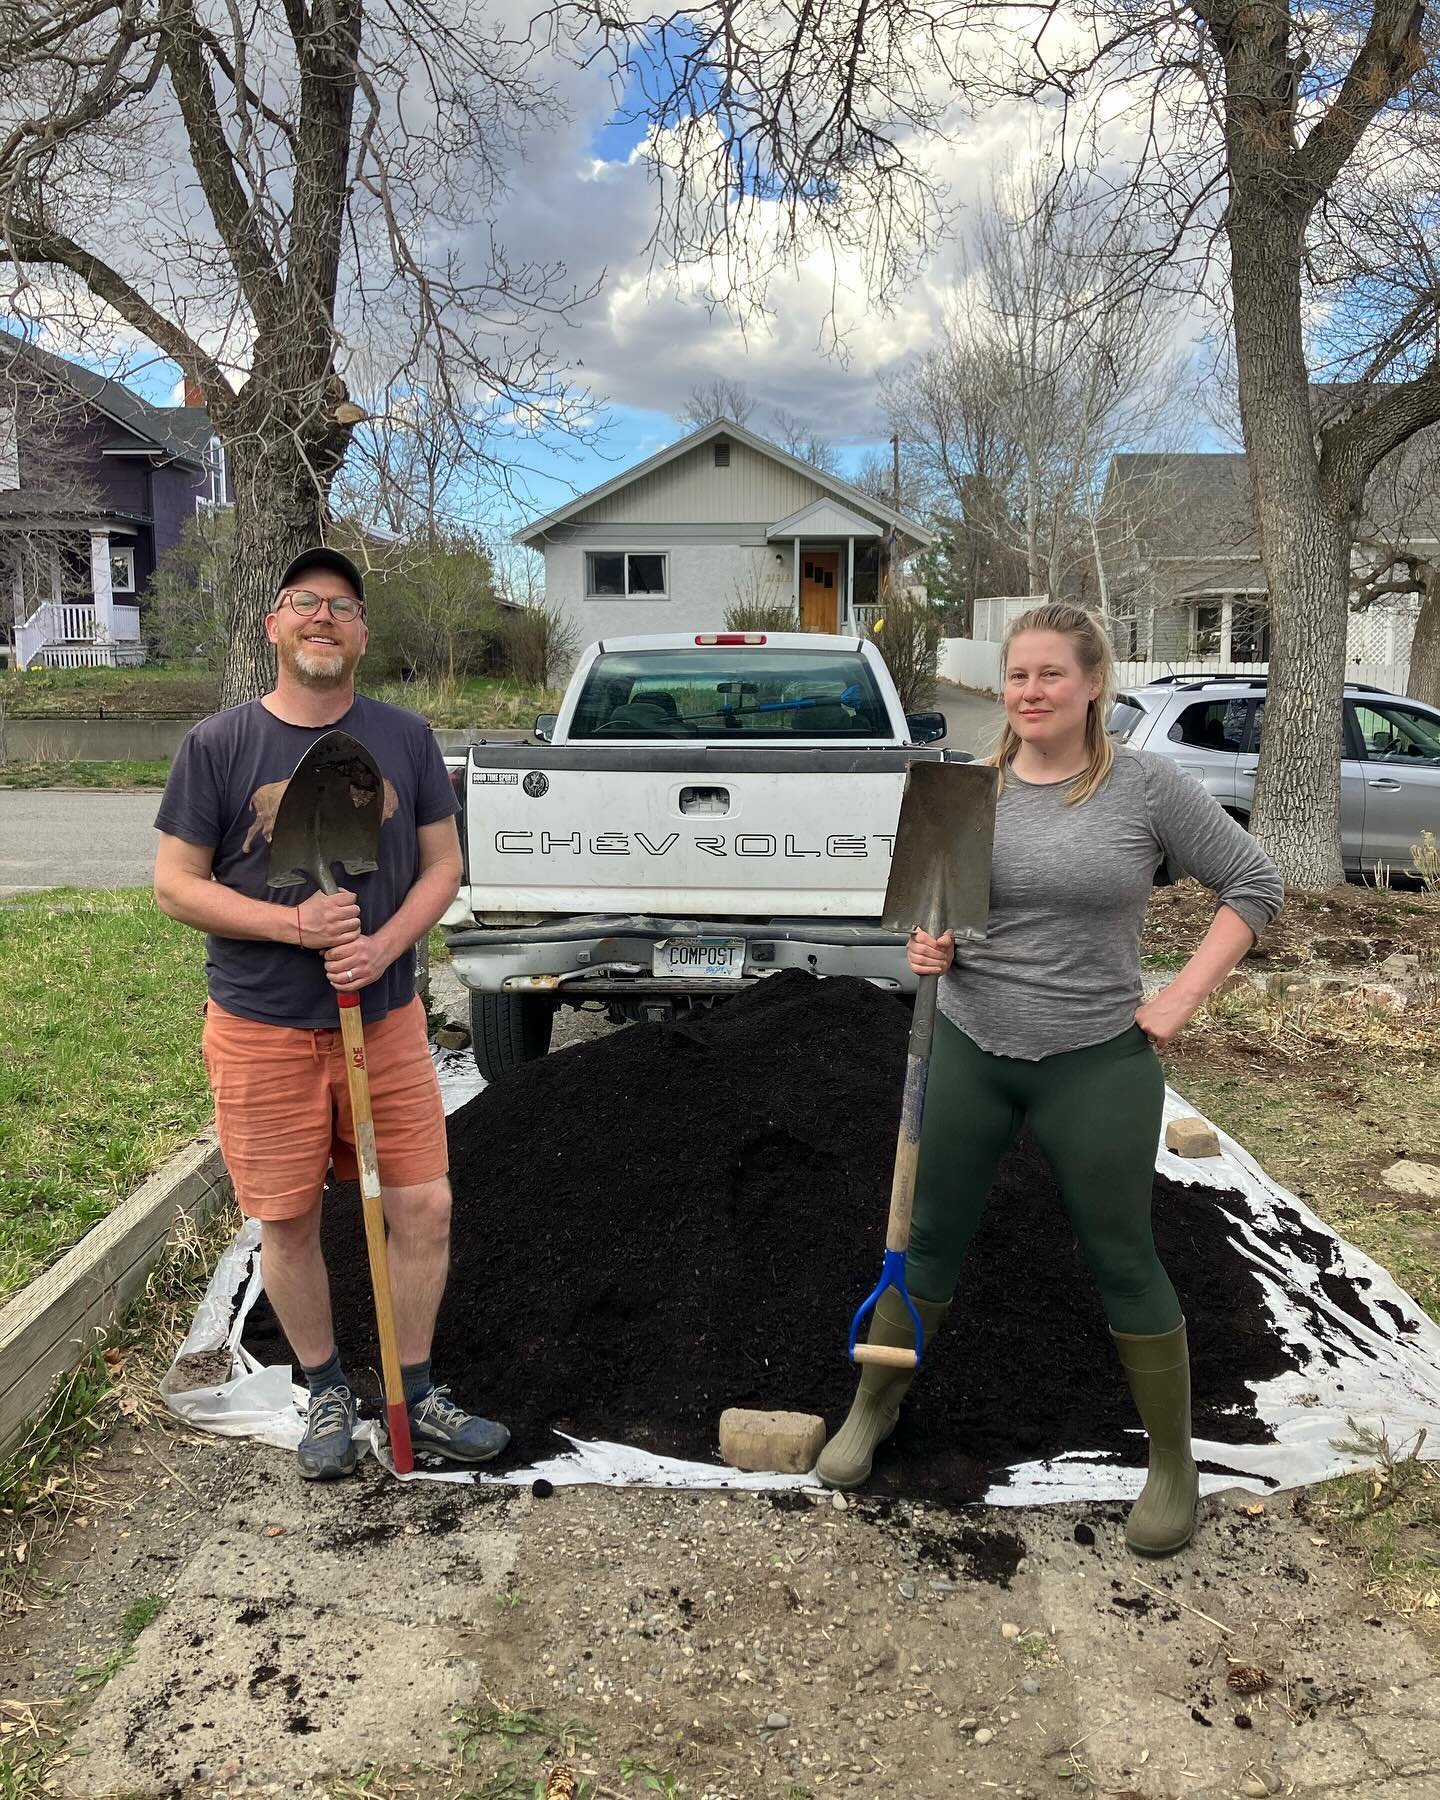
[462,745,950,918]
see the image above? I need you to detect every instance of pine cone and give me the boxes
[1226,1663,1271,1694]
[546,1765,579,1800]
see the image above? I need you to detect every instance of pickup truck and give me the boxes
[442,631,973,1080]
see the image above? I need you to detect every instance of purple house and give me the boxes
[2,330,230,668]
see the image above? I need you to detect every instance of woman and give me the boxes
[817,602,1283,1556]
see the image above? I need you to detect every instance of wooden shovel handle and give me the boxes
[884,973,938,1254]
[853,1344,919,1369]
[336,996,414,1474]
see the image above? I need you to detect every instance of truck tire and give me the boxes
[469,992,555,1081]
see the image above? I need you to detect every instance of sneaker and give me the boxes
[407,1385,510,1464]
[297,1383,360,1480]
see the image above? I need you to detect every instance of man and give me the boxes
[154,546,507,1479]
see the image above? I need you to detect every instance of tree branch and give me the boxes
[1293,0,1428,198]
[0,214,229,397]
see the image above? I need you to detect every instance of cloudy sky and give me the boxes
[28,19,1219,535]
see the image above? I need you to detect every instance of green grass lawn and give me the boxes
[0,890,212,1300]
[0,758,171,789]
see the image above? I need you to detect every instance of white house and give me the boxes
[514,418,935,651]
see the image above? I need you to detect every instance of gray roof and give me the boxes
[0,327,213,468]
[1106,453,1259,563]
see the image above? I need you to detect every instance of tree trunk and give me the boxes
[1406,574,1440,708]
[1228,191,1351,890]
[219,444,332,709]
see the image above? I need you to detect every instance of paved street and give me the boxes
[0,790,162,898]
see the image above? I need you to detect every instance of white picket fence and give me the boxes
[939,639,1413,698]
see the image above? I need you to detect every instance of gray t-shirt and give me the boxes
[155,694,459,1029]
[940,746,1283,1060]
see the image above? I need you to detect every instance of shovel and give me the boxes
[268,729,414,1473]
[848,758,998,1370]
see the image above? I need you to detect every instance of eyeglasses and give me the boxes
[278,588,365,621]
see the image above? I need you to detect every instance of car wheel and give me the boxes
[469,992,556,1081]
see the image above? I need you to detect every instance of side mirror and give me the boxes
[906,711,947,745]
[534,714,558,744]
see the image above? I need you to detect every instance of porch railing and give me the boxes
[15,600,145,669]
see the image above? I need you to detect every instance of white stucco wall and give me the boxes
[546,538,799,659]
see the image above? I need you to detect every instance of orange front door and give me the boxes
[799,551,839,631]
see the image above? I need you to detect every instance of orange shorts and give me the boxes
[201,995,448,1221]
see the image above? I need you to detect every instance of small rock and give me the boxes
[958,1717,979,1732]
[1345,981,1407,1013]
[1165,1115,1222,1158]
[897,1580,916,1599]
[1380,952,1421,976]
[1266,971,1314,999]
[974,1727,994,1745]
[1073,1522,1095,1546]
[531,1477,554,1499]
[719,1407,826,1474]
[1022,1678,1041,1695]
[1382,1160,1440,1202]
[831,1492,848,1511]
[1000,1621,1022,1639]
[765,1712,789,1730]
[433,1024,471,1051]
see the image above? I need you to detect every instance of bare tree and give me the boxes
[767,407,842,475]
[1351,425,1440,706]
[571,0,1440,887]
[0,2,595,706]
[885,159,1191,616]
[677,378,754,429]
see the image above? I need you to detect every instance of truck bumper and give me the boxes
[443,915,919,997]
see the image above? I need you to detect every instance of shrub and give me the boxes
[864,584,942,712]
[499,598,581,687]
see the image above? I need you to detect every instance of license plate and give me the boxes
[653,937,747,980]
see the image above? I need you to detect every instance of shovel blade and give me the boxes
[267,729,385,890]
[881,759,998,942]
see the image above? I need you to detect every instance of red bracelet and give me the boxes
[296,905,304,948]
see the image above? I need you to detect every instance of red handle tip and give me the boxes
[387,1400,414,1473]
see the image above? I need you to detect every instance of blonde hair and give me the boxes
[989,602,1117,805]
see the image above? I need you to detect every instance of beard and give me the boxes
[279,635,354,689]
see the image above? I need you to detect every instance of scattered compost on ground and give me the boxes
[243,973,1307,1502]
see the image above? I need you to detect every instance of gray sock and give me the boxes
[402,1360,433,1406]
[301,1348,348,1396]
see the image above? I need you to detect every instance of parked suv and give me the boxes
[1108,675,1440,876]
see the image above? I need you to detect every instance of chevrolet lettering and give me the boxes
[441,632,966,1082]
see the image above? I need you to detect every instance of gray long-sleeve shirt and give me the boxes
[939,746,1284,1061]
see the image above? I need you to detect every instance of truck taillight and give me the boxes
[695,633,766,645]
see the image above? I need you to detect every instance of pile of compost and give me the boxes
[243,974,1300,1501]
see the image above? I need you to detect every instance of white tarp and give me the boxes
[163,1052,1440,1501]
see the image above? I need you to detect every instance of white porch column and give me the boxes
[846,538,856,632]
[792,537,801,615]
[90,530,114,644]
[1220,596,1234,664]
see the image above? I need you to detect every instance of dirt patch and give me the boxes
[244,974,1311,1501]
[1144,878,1440,968]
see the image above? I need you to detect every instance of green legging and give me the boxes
[905,1015,1182,1337]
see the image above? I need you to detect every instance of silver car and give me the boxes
[1108,675,1440,878]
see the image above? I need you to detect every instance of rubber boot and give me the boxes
[815,1290,951,1490]
[1111,1320,1200,1557]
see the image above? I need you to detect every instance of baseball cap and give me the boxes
[276,546,366,605]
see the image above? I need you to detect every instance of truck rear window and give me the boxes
[567,649,892,740]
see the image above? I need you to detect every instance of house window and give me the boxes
[586,552,668,598]
[205,435,228,506]
[109,547,135,593]
[1190,603,1222,656]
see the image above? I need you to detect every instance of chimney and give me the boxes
[183,374,204,408]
